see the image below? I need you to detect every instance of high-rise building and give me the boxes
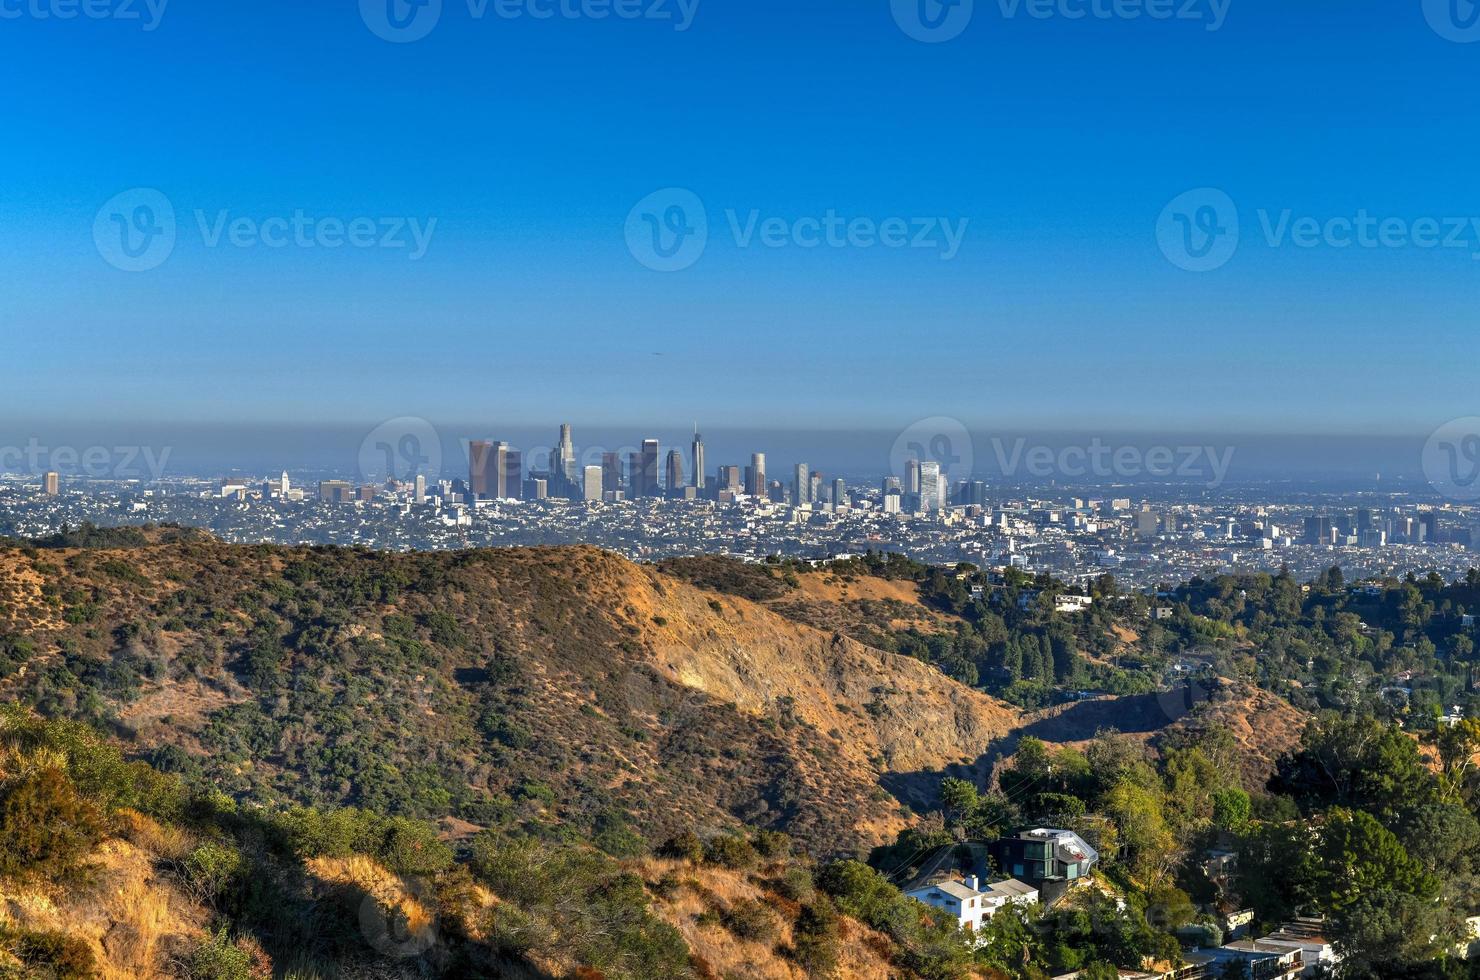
[318,480,352,502]
[43,471,59,496]
[718,465,743,492]
[1421,511,1440,545]
[1305,515,1332,545]
[882,475,901,495]
[555,424,577,493]
[794,463,811,505]
[472,441,522,500]
[906,458,921,495]
[665,450,685,494]
[583,465,604,502]
[469,440,495,498]
[692,428,705,491]
[602,452,622,493]
[626,451,643,495]
[746,453,766,498]
[414,474,427,503]
[832,478,846,508]
[635,439,661,497]
[919,461,942,512]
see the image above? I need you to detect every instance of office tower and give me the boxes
[906,458,921,495]
[794,463,810,505]
[357,485,377,502]
[1421,511,1440,545]
[665,449,685,494]
[626,452,642,494]
[414,474,427,503]
[43,471,59,495]
[833,478,846,507]
[318,480,352,502]
[469,440,494,498]
[634,439,660,497]
[882,475,901,494]
[278,471,290,497]
[475,442,522,500]
[747,453,766,498]
[1305,515,1332,545]
[919,461,942,512]
[1135,508,1159,538]
[806,471,820,505]
[716,465,742,491]
[556,424,577,492]
[602,452,622,493]
[1356,508,1373,534]
[692,428,705,490]
[883,491,902,514]
[583,465,603,502]
[527,477,546,500]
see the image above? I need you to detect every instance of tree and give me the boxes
[1313,809,1438,917]
[1211,787,1251,833]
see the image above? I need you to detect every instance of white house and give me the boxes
[904,875,1039,942]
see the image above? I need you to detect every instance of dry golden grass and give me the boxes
[0,833,208,979]
[635,858,897,980]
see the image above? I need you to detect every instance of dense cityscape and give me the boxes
[3,422,1476,590]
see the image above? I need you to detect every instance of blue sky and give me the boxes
[0,0,1476,441]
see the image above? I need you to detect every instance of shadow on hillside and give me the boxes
[879,684,1215,812]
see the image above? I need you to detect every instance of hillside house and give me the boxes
[904,874,1040,942]
[988,828,1099,889]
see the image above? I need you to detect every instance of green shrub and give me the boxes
[721,898,777,942]
[187,928,253,980]
[0,927,98,979]
[659,830,704,863]
[703,833,757,870]
[0,768,105,881]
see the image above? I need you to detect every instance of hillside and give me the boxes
[0,531,1022,856]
